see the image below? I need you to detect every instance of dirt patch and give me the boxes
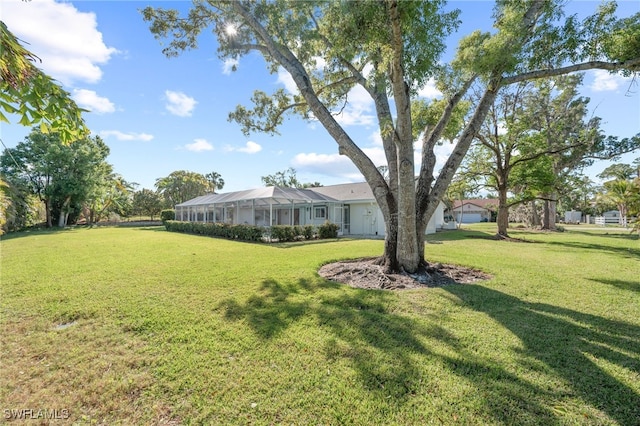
[318,257,491,291]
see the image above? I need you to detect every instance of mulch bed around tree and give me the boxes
[318,257,491,291]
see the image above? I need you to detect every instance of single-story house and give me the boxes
[602,210,623,224]
[449,199,498,223]
[175,182,446,236]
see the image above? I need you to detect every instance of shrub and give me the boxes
[318,221,339,239]
[302,225,315,240]
[161,209,175,222]
[271,225,296,242]
[164,221,265,242]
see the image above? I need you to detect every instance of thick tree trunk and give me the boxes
[378,214,400,272]
[396,146,418,272]
[58,197,71,227]
[531,200,541,227]
[44,199,52,228]
[542,199,550,229]
[497,187,509,237]
[547,194,557,230]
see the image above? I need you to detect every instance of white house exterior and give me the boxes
[450,199,497,223]
[175,182,447,236]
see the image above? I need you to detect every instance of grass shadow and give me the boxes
[445,284,640,424]
[545,240,640,260]
[566,230,638,240]
[218,277,560,422]
[218,278,315,339]
[0,227,78,241]
[427,228,495,242]
[589,277,640,294]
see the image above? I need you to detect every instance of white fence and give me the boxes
[594,216,630,226]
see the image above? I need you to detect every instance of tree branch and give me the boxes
[502,58,640,86]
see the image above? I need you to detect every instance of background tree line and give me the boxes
[0,128,230,233]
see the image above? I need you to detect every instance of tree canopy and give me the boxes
[143,0,640,273]
[0,129,112,227]
[261,167,322,188]
[155,170,219,207]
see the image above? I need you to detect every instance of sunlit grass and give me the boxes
[1,226,638,424]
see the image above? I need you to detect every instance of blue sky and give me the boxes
[2,0,638,193]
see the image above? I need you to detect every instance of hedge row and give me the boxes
[318,222,339,239]
[164,220,340,242]
[164,221,264,241]
[268,225,315,242]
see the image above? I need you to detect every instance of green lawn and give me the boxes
[1,225,639,425]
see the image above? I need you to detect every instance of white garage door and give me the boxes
[457,213,482,223]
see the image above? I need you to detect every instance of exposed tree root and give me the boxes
[318,257,491,290]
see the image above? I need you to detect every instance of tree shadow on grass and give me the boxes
[427,229,495,242]
[219,278,318,339]
[217,278,569,423]
[567,230,638,240]
[445,285,640,425]
[544,239,640,261]
[0,226,77,241]
[589,277,640,294]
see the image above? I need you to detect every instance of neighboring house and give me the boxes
[602,210,622,224]
[175,182,446,236]
[449,199,498,223]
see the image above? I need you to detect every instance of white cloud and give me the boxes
[185,138,214,152]
[432,142,456,175]
[332,85,375,127]
[294,138,455,182]
[292,152,359,180]
[2,0,118,85]
[223,58,239,75]
[369,131,383,147]
[72,89,115,114]
[276,66,374,127]
[100,130,154,142]
[292,147,386,181]
[418,78,442,99]
[590,70,630,92]
[277,68,298,95]
[224,141,262,154]
[165,90,197,117]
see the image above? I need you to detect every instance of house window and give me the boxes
[314,207,326,219]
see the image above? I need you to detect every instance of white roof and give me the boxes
[309,182,375,202]
[176,186,338,207]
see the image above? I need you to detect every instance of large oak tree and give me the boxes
[143,0,639,273]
